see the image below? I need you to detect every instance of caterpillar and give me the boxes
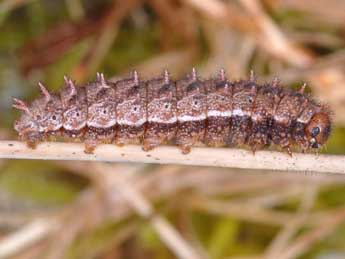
[13,69,332,155]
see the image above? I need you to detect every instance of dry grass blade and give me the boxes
[0,141,344,173]
[264,184,318,258]
[279,208,345,259]
[92,164,204,259]
[0,219,58,259]
[238,0,312,67]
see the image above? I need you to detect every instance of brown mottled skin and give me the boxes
[84,73,116,153]
[60,77,87,140]
[204,72,232,147]
[271,89,308,154]
[247,83,282,151]
[114,72,146,146]
[228,79,257,146]
[143,71,177,151]
[176,69,207,154]
[13,69,332,155]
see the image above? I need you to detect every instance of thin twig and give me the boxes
[0,0,36,25]
[183,0,257,32]
[45,189,108,259]
[148,0,198,48]
[264,184,318,259]
[189,196,295,226]
[0,141,344,173]
[64,0,85,21]
[237,185,305,208]
[73,0,141,81]
[238,0,312,67]
[278,207,345,259]
[93,164,204,259]
[129,49,197,78]
[0,218,58,259]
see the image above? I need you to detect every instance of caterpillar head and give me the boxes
[13,83,63,138]
[305,112,331,149]
[13,98,40,141]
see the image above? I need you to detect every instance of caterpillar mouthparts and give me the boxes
[13,69,332,155]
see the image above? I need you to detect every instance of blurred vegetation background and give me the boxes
[0,0,345,258]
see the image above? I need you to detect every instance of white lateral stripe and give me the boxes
[117,117,146,126]
[207,110,232,117]
[250,114,261,121]
[273,115,286,123]
[232,109,250,117]
[87,120,116,128]
[63,122,86,131]
[178,114,207,122]
[39,125,63,132]
[148,117,177,124]
[63,108,259,128]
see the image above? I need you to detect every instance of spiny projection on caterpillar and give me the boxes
[13,69,332,155]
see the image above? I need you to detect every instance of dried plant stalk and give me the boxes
[0,218,58,259]
[0,141,343,173]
